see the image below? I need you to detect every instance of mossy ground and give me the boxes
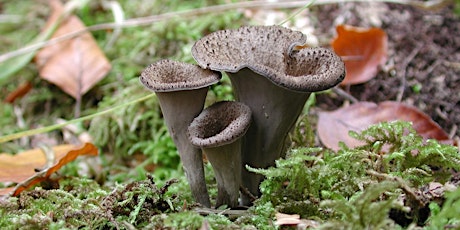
[1,1,459,229]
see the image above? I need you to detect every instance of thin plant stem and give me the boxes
[278,0,317,26]
[0,94,156,143]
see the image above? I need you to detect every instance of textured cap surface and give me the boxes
[140,59,221,92]
[192,25,345,92]
[188,101,251,148]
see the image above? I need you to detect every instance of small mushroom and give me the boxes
[192,25,345,205]
[188,101,251,208]
[140,59,221,207]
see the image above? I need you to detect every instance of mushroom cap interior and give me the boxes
[140,59,221,92]
[191,25,345,92]
[188,101,251,148]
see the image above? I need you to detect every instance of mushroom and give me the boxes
[191,25,345,205]
[140,59,221,207]
[188,101,251,208]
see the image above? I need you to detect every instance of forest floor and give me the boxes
[314,2,459,139]
[1,1,459,229]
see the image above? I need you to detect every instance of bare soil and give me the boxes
[313,2,460,139]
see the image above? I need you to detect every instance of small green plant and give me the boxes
[411,83,422,94]
[347,121,460,187]
[426,187,460,229]
[320,181,401,229]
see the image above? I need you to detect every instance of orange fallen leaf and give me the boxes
[0,144,74,183]
[35,0,111,99]
[331,25,388,85]
[317,101,450,151]
[0,143,98,196]
[4,81,33,103]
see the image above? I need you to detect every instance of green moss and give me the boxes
[248,121,460,228]
[427,187,460,229]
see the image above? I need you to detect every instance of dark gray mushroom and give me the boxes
[188,101,251,208]
[140,59,222,207]
[192,25,345,205]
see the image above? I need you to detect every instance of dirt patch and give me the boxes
[313,2,460,138]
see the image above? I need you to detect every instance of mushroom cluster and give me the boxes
[140,25,345,208]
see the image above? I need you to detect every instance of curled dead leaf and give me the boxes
[0,143,98,196]
[331,24,388,85]
[317,101,450,151]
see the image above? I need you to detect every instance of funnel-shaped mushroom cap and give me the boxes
[188,101,252,148]
[188,101,251,208]
[140,59,221,92]
[192,25,345,92]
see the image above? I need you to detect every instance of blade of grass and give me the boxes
[278,0,316,26]
[0,93,155,143]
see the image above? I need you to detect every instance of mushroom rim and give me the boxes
[139,77,221,93]
[192,47,345,93]
[188,101,252,148]
[139,59,222,92]
[228,63,345,93]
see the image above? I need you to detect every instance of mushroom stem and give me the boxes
[156,90,211,207]
[188,101,251,208]
[228,68,309,205]
[203,140,242,208]
[140,59,222,208]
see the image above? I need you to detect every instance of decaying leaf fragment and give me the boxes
[0,143,98,196]
[331,24,388,85]
[35,0,111,99]
[317,101,450,151]
[274,212,320,229]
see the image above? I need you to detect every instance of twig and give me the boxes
[332,86,359,103]
[193,207,248,217]
[240,185,258,203]
[37,144,56,170]
[448,124,457,140]
[367,169,423,206]
[279,0,316,25]
[102,1,125,50]
[396,44,422,102]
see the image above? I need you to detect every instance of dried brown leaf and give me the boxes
[35,0,111,99]
[331,25,388,85]
[317,101,450,151]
